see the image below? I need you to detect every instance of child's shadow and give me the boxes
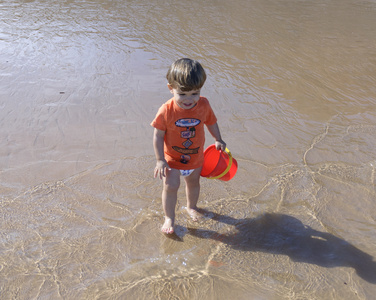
[188,211,376,284]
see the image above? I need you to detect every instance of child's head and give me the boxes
[166,58,206,92]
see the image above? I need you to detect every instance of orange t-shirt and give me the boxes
[151,97,217,170]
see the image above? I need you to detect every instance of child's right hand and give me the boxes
[154,159,171,179]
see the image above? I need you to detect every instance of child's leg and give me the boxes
[161,168,180,234]
[184,167,203,221]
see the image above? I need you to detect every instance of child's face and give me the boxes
[168,84,201,110]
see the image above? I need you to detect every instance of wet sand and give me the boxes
[1,0,376,299]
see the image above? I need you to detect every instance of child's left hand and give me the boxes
[215,139,226,151]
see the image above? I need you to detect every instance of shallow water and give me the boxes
[1,0,376,299]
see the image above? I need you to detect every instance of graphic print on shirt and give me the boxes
[172,118,201,164]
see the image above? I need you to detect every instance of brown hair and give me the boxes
[166,58,206,91]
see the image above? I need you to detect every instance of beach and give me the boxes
[1,0,376,298]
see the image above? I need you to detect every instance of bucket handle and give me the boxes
[208,147,233,180]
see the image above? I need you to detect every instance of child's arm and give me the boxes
[206,123,226,151]
[153,128,170,179]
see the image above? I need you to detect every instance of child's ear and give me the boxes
[167,83,174,93]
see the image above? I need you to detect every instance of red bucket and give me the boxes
[201,145,238,181]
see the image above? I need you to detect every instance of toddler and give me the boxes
[151,58,226,234]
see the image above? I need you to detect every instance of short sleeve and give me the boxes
[150,105,167,131]
[204,100,217,126]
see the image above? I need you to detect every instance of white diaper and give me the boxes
[180,169,195,176]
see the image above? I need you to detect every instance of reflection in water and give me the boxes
[188,211,376,284]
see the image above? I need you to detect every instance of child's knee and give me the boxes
[163,181,180,192]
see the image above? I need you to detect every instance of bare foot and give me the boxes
[186,207,203,222]
[161,217,174,234]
